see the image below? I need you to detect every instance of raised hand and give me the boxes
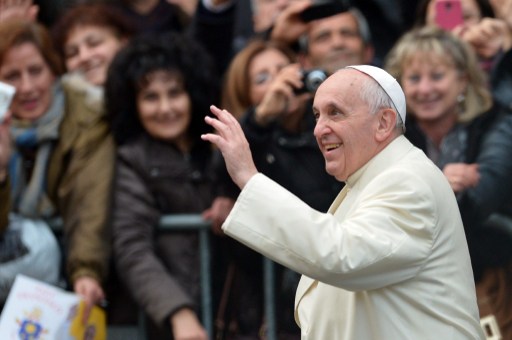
[201,105,258,189]
[454,18,512,59]
[0,0,39,22]
[270,0,312,44]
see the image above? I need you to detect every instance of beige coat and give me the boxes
[0,74,114,285]
[48,75,114,284]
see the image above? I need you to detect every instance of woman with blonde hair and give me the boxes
[385,25,512,337]
[386,25,493,127]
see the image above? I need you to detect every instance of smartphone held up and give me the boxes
[435,0,464,31]
[0,82,15,124]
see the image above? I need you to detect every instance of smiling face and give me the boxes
[64,24,125,86]
[0,42,56,121]
[136,70,192,151]
[401,52,467,124]
[313,69,384,181]
[305,12,373,74]
[248,47,291,105]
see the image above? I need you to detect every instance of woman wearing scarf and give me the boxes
[0,19,114,317]
[385,25,512,337]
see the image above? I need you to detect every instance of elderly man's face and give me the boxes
[305,12,373,74]
[313,70,380,181]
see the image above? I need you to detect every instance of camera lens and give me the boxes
[294,69,328,94]
[305,69,328,92]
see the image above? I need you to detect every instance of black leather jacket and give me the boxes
[459,112,512,279]
[406,103,512,280]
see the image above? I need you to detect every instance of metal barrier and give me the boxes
[263,258,277,340]
[158,214,213,336]
[49,214,279,340]
[156,215,279,340]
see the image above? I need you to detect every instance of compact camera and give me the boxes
[295,69,328,94]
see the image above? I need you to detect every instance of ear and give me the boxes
[375,108,397,142]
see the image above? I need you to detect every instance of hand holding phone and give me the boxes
[435,0,464,31]
[0,82,15,124]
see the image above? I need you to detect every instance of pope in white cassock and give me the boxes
[202,65,484,339]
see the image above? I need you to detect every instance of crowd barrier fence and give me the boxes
[49,214,278,340]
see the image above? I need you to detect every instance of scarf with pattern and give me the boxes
[8,81,65,218]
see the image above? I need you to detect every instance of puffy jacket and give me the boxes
[112,132,218,326]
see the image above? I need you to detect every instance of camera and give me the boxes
[295,69,328,94]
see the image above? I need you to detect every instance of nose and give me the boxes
[331,33,348,49]
[18,72,35,94]
[158,97,173,115]
[416,77,433,94]
[313,116,330,139]
[76,46,93,65]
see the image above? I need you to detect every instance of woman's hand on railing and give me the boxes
[170,307,208,340]
[202,196,235,235]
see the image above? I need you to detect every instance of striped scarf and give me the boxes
[8,81,65,218]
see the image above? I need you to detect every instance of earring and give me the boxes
[457,93,466,114]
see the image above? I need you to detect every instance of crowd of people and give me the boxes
[0,0,511,339]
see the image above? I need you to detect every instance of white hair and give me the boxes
[359,76,404,132]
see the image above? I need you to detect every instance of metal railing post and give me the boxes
[263,257,277,340]
[159,214,213,337]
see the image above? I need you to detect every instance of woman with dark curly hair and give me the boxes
[105,32,223,339]
[385,25,512,337]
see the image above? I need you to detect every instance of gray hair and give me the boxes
[250,0,259,13]
[299,7,373,53]
[359,75,404,132]
[349,8,371,45]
